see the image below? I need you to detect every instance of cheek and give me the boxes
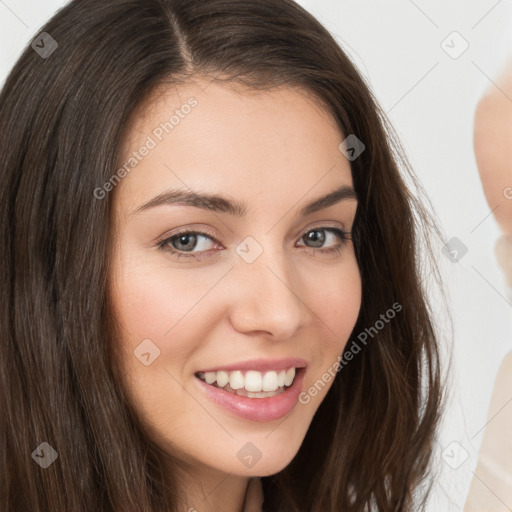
[298,258,362,400]
[108,249,209,401]
[111,248,213,341]
[109,252,214,433]
[301,256,362,342]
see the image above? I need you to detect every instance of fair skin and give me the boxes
[473,54,512,235]
[109,78,362,512]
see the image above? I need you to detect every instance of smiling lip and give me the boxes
[194,366,307,422]
[196,357,308,373]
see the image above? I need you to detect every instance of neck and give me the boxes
[175,465,252,512]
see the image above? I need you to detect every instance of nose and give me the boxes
[227,244,309,339]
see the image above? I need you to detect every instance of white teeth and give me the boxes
[262,371,279,392]
[216,370,229,388]
[244,370,263,392]
[197,367,298,394]
[205,371,216,384]
[284,368,295,387]
[229,370,244,390]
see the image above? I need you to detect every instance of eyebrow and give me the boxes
[132,183,357,217]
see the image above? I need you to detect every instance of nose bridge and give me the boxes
[229,235,307,336]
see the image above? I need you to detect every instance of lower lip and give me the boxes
[194,368,306,422]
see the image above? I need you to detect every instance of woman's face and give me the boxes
[109,79,362,478]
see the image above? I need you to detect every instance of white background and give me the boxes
[1,1,512,510]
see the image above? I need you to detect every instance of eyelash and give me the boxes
[156,226,351,262]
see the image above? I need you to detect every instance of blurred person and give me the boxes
[464,52,512,512]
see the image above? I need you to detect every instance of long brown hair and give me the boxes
[0,0,446,510]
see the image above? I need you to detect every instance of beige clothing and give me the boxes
[464,353,512,511]
[464,234,512,511]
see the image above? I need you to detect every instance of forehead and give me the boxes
[114,78,354,214]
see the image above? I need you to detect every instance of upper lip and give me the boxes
[196,357,308,374]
